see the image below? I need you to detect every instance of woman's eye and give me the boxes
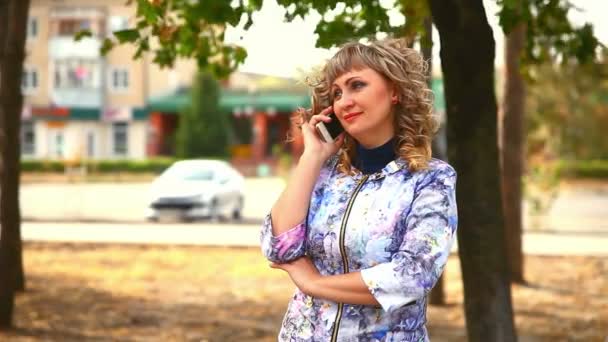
[352,81,366,89]
[333,89,342,99]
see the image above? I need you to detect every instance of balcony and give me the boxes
[49,36,101,59]
[52,88,102,108]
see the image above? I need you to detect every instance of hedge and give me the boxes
[556,159,608,179]
[20,158,608,178]
[21,158,179,174]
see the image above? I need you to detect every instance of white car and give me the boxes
[145,159,245,222]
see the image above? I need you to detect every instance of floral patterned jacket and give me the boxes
[260,156,458,342]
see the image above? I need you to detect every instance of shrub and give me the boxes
[557,159,608,179]
[21,158,178,174]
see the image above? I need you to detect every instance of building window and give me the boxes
[49,130,64,158]
[109,68,129,92]
[112,122,128,156]
[21,121,35,155]
[54,59,99,89]
[28,18,38,39]
[87,131,95,158]
[58,19,91,36]
[22,68,39,94]
[108,16,128,33]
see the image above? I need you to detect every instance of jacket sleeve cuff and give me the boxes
[260,213,307,263]
[360,263,419,312]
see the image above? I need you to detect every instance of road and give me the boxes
[21,177,285,223]
[21,221,608,256]
[21,178,608,234]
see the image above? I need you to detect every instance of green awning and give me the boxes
[147,89,311,114]
[69,108,100,120]
[221,92,311,112]
[146,91,190,113]
[148,81,445,115]
[30,107,148,121]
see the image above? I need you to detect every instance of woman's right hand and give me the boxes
[301,106,345,163]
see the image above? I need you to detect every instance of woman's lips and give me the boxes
[343,112,362,122]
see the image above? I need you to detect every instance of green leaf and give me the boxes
[153,48,176,68]
[233,46,247,63]
[133,37,150,59]
[114,29,140,43]
[74,29,93,41]
[136,18,150,29]
[249,0,263,11]
[136,0,160,24]
[243,14,254,30]
[100,38,115,55]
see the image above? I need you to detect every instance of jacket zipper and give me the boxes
[330,175,370,342]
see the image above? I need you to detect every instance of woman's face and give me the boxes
[331,67,397,148]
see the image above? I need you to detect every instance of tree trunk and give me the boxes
[0,0,30,330]
[500,11,526,285]
[428,0,517,341]
[421,15,446,306]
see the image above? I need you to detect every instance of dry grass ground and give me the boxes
[1,243,606,341]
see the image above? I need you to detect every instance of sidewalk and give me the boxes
[21,222,608,256]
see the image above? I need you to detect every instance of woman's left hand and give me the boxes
[270,257,321,295]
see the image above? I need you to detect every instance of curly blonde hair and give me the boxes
[298,38,438,174]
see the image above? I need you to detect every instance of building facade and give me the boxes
[22,0,196,161]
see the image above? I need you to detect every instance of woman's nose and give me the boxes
[336,95,355,110]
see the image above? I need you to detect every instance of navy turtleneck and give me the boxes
[354,137,397,174]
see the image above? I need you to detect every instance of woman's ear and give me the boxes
[390,85,399,104]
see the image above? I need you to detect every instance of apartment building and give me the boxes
[21,0,196,161]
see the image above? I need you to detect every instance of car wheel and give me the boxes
[232,209,242,221]
[182,216,195,223]
[210,198,220,221]
[232,197,243,221]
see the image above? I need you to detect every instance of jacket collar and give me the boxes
[350,157,408,181]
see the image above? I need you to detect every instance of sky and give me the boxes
[224,0,608,78]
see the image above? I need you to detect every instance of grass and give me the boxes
[0,243,606,341]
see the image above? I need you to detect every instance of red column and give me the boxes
[253,112,268,162]
[147,112,163,156]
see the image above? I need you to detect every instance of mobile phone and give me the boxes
[315,112,345,143]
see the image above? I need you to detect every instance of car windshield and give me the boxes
[161,164,216,181]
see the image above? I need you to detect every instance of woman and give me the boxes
[260,38,457,341]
